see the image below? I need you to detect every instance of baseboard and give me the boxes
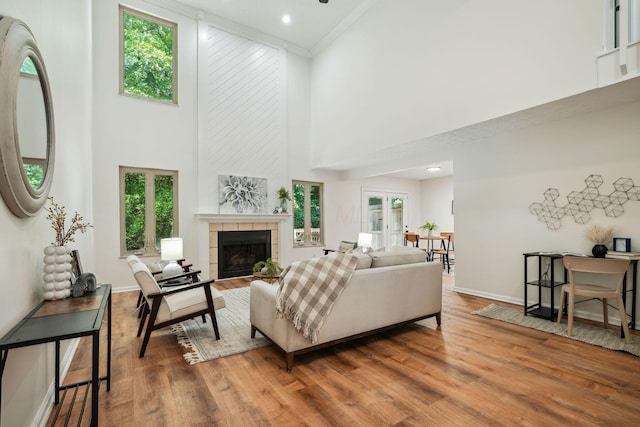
[32,338,80,427]
[453,286,628,328]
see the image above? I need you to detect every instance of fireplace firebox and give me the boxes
[218,230,271,279]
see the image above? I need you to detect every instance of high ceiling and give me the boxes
[175,0,371,53]
[170,0,453,180]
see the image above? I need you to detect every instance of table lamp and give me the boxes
[357,232,373,254]
[161,237,183,278]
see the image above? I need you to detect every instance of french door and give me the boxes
[362,190,408,251]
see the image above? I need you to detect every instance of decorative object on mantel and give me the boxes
[529,175,639,230]
[218,175,267,214]
[585,223,614,258]
[276,186,291,213]
[42,197,93,300]
[419,221,438,236]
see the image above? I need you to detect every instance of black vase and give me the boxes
[592,244,608,258]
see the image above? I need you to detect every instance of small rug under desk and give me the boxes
[472,304,640,357]
[172,287,271,365]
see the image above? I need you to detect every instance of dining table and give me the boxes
[418,235,445,261]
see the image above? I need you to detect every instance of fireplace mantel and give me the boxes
[196,213,292,223]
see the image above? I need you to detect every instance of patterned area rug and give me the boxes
[473,304,640,357]
[172,287,270,365]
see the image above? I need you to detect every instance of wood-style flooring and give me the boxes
[48,274,640,426]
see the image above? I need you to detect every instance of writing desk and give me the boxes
[523,253,637,336]
[0,284,111,426]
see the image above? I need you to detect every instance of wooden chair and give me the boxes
[558,256,631,343]
[131,262,225,357]
[431,232,454,273]
[404,232,419,248]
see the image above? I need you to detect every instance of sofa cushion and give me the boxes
[351,251,373,269]
[368,248,427,268]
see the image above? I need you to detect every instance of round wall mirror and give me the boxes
[0,16,55,217]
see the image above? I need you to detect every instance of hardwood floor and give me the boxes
[49,274,640,426]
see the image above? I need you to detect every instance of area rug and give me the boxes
[472,304,640,357]
[172,287,270,365]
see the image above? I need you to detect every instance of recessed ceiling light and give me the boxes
[282,14,291,24]
[426,167,441,172]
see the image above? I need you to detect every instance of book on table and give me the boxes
[605,251,640,260]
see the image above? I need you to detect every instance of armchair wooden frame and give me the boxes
[558,256,631,343]
[138,279,220,357]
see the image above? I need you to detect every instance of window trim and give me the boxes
[119,5,179,104]
[119,166,179,256]
[293,180,324,247]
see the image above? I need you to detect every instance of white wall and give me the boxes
[454,100,640,317]
[420,176,454,234]
[310,0,603,170]
[0,1,93,425]
[92,0,200,288]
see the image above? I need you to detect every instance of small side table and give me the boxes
[252,272,281,284]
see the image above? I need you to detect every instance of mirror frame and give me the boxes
[0,16,55,217]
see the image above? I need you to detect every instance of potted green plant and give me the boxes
[419,221,438,236]
[253,258,283,282]
[277,186,291,213]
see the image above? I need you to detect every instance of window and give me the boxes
[119,166,178,256]
[293,181,323,246]
[119,6,177,103]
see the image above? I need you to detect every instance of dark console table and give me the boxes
[0,284,111,426]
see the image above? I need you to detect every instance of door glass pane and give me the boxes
[367,196,384,249]
[154,174,174,250]
[390,197,404,247]
[310,184,321,244]
[124,172,146,252]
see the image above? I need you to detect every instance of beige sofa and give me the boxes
[250,248,443,371]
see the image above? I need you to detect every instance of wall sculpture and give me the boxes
[529,175,640,230]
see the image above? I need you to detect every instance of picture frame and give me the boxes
[613,238,631,252]
[70,250,83,284]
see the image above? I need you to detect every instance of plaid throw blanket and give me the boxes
[276,253,359,343]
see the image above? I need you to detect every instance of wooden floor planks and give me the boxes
[46,274,640,426]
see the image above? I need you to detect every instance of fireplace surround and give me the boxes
[217,230,271,279]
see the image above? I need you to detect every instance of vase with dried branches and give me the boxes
[585,223,614,258]
[42,197,93,300]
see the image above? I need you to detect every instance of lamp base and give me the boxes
[162,261,183,279]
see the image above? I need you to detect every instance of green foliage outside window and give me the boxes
[123,169,177,254]
[122,9,176,102]
[154,174,174,246]
[293,181,323,245]
[125,172,146,252]
[24,164,43,188]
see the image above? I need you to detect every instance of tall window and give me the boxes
[120,167,178,256]
[120,6,177,103]
[293,181,323,246]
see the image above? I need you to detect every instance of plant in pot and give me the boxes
[419,221,438,236]
[585,223,614,258]
[253,258,283,282]
[277,186,292,213]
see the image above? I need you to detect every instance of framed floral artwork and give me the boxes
[218,175,267,214]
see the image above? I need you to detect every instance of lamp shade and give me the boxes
[357,232,373,249]
[160,237,183,261]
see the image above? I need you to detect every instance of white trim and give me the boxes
[196,213,292,223]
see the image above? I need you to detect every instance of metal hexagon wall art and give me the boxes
[529,175,638,230]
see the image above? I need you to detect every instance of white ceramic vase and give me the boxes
[42,245,72,300]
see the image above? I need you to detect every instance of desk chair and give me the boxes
[404,232,419,248]
[432,232,454,273]
[558,256,631,343]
